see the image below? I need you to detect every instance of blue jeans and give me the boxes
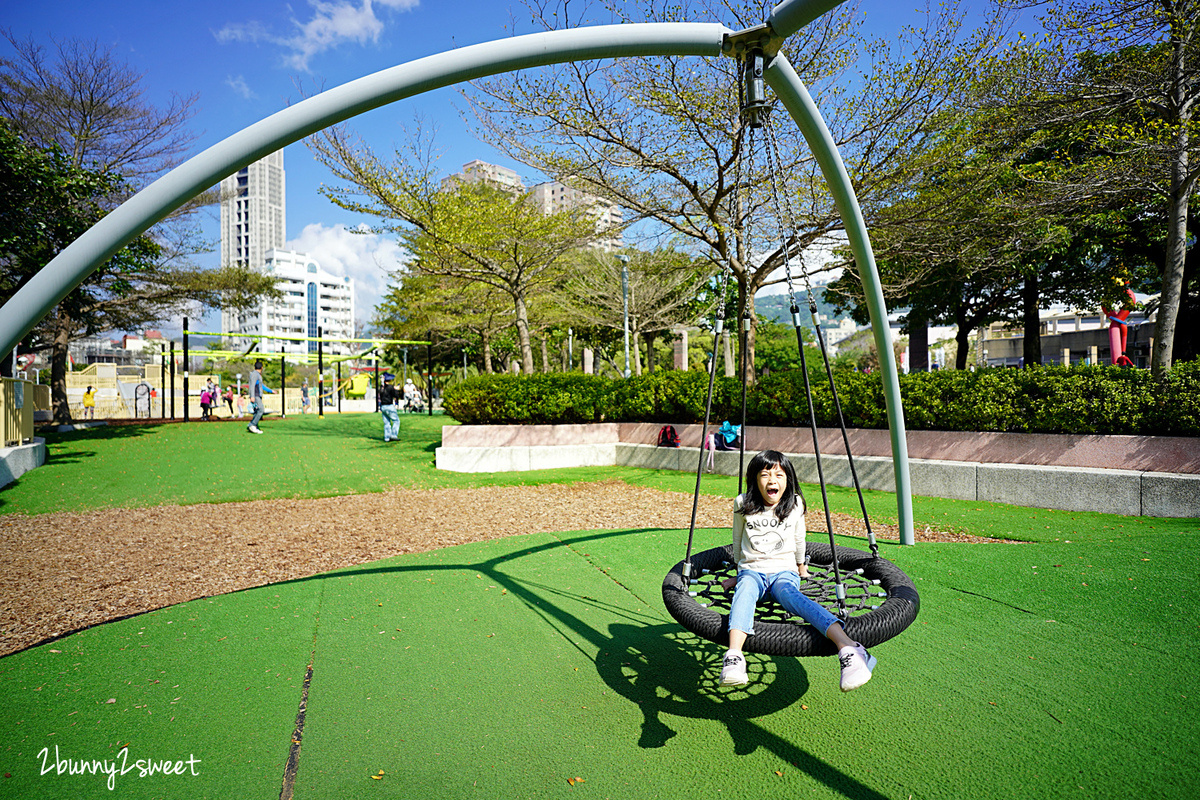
[250,401,264,429]
[728,569,839,637]
[381,404,399,441]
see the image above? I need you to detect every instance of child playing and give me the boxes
[720,449,877,692]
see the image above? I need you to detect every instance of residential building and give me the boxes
[442,160,623,249]
[442,159,525,192]
[530,180,623,251]
[219,150,286,272]
[225,249,356,359]
[218,151,357,359]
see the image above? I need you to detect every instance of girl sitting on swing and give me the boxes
[720,449,877,692]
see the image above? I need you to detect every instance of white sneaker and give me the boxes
[838,643,877,692]
[248,426,263,434]
[719,650,748,686]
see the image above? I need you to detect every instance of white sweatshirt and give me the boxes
[731,493,807,574]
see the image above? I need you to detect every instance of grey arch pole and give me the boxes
[0,0,914,543]
[766,53,914,545]
[0,22,729,358]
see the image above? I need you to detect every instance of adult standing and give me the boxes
[379,373,402,442]
[247,359,272,434]
[301,379,311,414]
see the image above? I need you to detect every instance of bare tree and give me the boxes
[556,246,715,374]
[0,29,197,183]
[464,0,1014,380]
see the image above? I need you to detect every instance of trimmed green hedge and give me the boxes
[442,360,1200,436]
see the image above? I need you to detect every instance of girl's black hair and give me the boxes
[741,449,803,522]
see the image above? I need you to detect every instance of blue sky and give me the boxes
[2,1,1014,332]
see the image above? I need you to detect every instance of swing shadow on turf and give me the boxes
[277,526,891,800]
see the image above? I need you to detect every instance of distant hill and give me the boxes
[754,289,844,326]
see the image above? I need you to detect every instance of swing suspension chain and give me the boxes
[762,108,879,558]
[735,74,755,497]
[682,254,735,581]
[683,59,751,579]
[759,127,846,611]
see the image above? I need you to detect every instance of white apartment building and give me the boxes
[219,151,356,359]
[225,249,356,359]
[441,160,623,249]
[442,159,526,192]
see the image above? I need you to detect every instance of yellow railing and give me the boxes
[0,378,36,447]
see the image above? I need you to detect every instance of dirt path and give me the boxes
[0,480,995,657]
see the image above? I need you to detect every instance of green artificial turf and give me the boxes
[4,524,1195,799]
[0,581,324,799]
[2,414,1198,798]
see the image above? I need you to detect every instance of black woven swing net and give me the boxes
[662,542,920,658]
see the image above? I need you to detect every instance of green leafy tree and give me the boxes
[0,32,276,421]
[990,0,1200,373]
[309,126,600,375]
[374,269,515,373]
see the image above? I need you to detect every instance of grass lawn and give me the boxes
[0,413,1197,799]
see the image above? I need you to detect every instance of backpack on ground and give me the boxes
[657,425,680,448]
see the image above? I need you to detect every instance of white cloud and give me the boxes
[225,75,258,100]
[287,222,407,326]
[216,0,420,72]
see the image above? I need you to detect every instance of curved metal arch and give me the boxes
[0,0,912,543]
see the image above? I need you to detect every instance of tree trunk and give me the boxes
[1155,127,1189,375]
[1022,270,1042,367]
[1176,246,1199,362]
[722,330,735,377]
[632,323,643,377]
[644,332,657,373]
[50,309,74,424]
[513,294,534,375]
[540,335,550,373]
[482,331,494,373]
[953,302,973,370]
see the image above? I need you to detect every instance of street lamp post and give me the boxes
[619,255,630,378]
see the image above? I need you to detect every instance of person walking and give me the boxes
[379,373,402,442]
[247,360,273,434]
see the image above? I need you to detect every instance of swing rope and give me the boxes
[762,105,879,558]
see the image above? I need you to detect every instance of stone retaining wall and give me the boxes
[436,424,1200,518]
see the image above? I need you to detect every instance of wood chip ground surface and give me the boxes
[0,480,1000,657]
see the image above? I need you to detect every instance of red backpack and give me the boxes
[656,425,680,448]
